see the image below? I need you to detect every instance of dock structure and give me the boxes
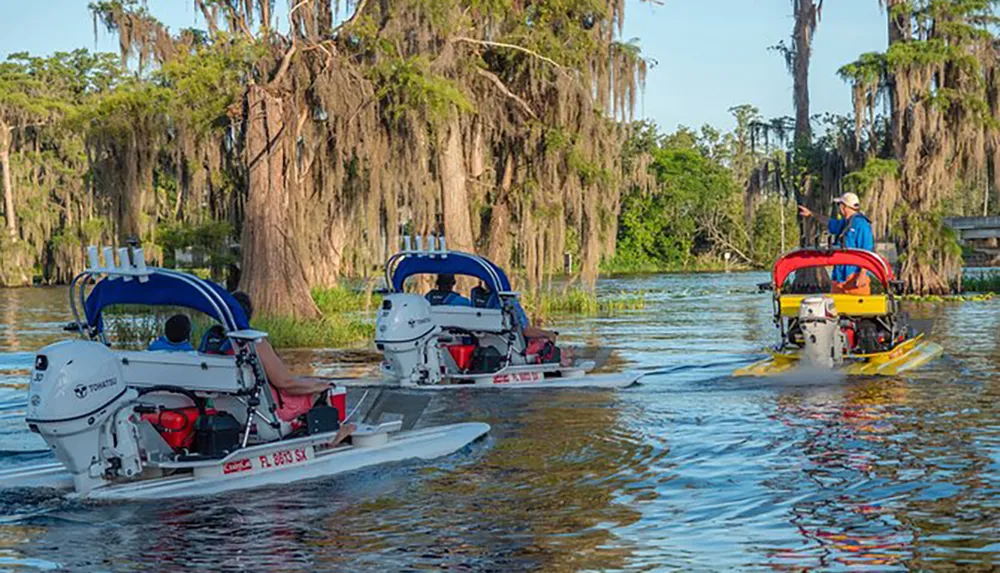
[944,217,1000,265]
[944,217,1000,243]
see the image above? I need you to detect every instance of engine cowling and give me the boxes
[798,296,845,368]
[27,340,138,493]
[375,294,440,384]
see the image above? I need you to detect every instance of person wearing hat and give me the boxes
[798,192,875,295]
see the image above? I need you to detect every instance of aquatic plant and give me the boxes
[523,288,646,318]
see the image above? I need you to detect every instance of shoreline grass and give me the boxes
[523,288,646,317]
[901,293,995,303]
[312,285,381,314]
[252,315,374,349]
[961,271,1000,294]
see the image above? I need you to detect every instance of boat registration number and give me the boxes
[492,371,542,385]
[222,446,313,475]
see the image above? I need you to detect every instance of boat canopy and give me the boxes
[84,271,250,333]
[388,251,512,294]
[773,248,894,291]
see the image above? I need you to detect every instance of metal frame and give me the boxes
[67,245,282,443]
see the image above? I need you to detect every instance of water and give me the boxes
[0,275,997,572]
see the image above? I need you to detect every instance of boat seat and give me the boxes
[116,350,252,393]
[430,306,503,333]
[779,294,889,318]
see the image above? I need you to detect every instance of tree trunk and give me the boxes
[0,125,16,239]
[239,84,321,319]
[792,0,817,247]
[438,115,474,253]
[792,0,814,149]
[886,0,910,156]
[486,152,514,267]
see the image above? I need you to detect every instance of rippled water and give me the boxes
[0,275,997,572]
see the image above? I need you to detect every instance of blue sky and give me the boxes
[1,1,887,133]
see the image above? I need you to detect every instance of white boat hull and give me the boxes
[0,422,489,500]
[341,369,644,390]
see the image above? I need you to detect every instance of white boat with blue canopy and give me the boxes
[356,236,643,390]
[0,245,488,500]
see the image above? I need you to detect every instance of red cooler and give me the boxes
[447,344,476,371]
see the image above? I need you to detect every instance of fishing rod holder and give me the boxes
[85,244,152,282]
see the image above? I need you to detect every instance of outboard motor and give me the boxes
[26,340,141,494]
[797,296,845,368]
[375,294,441,384]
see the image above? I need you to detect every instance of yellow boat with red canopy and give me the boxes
[734,248,943,377]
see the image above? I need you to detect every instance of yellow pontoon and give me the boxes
[735,248,943,377]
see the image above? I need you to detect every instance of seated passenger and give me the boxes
[471,283,500,308]
[199,324,232,355]
[228,291,354,445]
[426,274,471,306]
[472,283,569,366]
[148,314,195,352]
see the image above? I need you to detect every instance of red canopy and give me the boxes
[773,248,894,290]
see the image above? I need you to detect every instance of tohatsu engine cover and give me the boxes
[797,296,845,368]
[375,294,441,384]
[26,340,139,493]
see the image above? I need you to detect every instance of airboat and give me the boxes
[349,236,642,390]
[734,248,943,377]
[0,245,488,500]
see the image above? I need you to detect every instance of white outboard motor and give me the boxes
[26,340,141,494]
[375,294,441,384]
[798,296,845,368]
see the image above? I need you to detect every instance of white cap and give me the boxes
[833,192,861,210]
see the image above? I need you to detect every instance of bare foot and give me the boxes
[331,423,355,447]
[560,347,575,368]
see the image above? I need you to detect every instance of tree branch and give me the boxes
[331,0,371,36]
[453,37,564,70]
[474,67,537,120]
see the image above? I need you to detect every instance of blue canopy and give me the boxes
[84,272,250,333]
[390,252,512,294]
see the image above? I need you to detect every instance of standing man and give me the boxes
[798,192,875,295]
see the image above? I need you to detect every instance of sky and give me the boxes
[1,1,888,133]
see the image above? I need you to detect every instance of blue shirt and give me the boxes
[148,337,194,352]
[828,214,875,282]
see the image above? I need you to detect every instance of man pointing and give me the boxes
[798,192,875,295]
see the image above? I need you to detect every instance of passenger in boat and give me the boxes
[216,292,353,444]
[471,282,569,366]
[798,192,875,296]
[426,274,472,306]
[148,314,195,352]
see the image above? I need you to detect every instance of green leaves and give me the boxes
[370,56,473,124]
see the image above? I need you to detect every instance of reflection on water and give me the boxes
[0,275,998,571]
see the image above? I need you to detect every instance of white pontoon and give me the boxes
[354,236,642,390]
[0,245,488,500]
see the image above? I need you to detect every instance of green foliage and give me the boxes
[837,52,885,86]
[371,56,473,124]
[961,272,1000,294]
[843,158,899,195]
[252,316,375,349]
[608,138,741,271]
[749,198,799,267]
[158,220,235,270]
[156,40,255,134]
[311,285,381,315]
[522,288,646,317]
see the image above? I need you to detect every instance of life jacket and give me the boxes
[834,213,872,248]
[199,325,234,355]
[148,337,194,352]
[426,290,468,306]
